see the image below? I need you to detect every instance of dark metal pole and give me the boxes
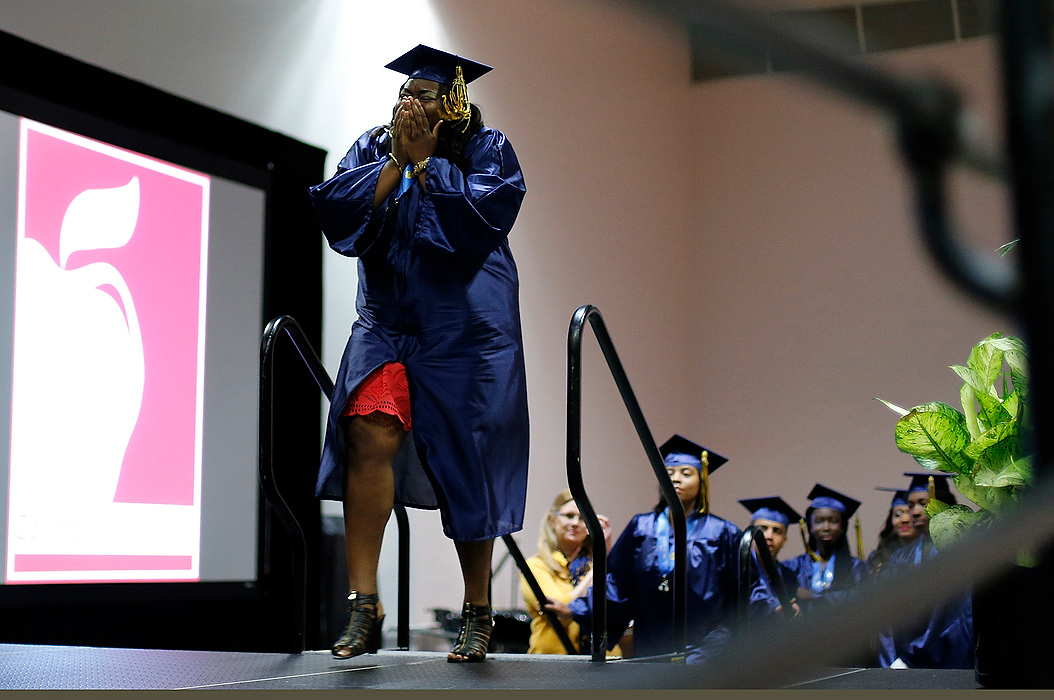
[739,526,793,620]
[566,306,607,662]
[567,304,688,660]
[260,316,316,653]
[998,0,1054,480]
[501,534,579,654]
[393,504,411,650]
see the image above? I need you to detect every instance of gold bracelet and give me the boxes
[388,152,401,168]
[411,157,430,177]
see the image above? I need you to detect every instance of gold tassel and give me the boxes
[438,65,472,132]
[699,450,711,515]
[928,475,936,501]
[855,515,865,559]
[800,518,822,562]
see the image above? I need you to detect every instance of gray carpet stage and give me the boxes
[0,643,977,689]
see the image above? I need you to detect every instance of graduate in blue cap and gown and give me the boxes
[307,44,528,663]
[782,484,869,612]
[567,435,749,664]
[739,496,802,615]
[867,486,918,576]
[877,472,973,669]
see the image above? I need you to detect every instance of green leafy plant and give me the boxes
[877,332,1032,559]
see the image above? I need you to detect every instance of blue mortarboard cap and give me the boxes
[875,486,909,508]
[904,471,956,495]
[659,434,727,473]
[807,483,861,519]
[739,496,802,526]
[385,44,493,86]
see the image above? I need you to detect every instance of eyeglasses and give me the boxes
[552,510,583,523]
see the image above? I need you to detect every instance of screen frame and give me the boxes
[0,28,327,651]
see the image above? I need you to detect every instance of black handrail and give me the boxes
[501,534,578,654]
[259,314,411,652]
[393,503,410,650]
[259,315,316,652]
[738,526,793,620]
[567,304,687,661]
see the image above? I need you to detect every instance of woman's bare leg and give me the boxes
[342,412,407,595]
[454,538,494,606]
[447,538,494,662]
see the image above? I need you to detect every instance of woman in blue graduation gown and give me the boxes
[307,45,529,663]
[877,473,973,669]
[567,435,744,663]
[867,487,918,576]
[782,484,868,612]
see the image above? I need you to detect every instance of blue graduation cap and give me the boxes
[874,486,909,508]
[806,483,861,519]
[385,44,493,86]
[739,496,802,526]
[659,434,728,473]
[904,471,957,498]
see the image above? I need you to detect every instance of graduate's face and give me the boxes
[754,518,788,557]
[397,79,443,129]
[892,505,916,540]
[550,501,586,551]
[809,508,844,543]
[907,490,930,533]
[667,466,701,512]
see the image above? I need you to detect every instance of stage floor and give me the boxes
[0,643,979,689]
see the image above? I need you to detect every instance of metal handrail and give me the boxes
[259,314,411,652]
[738,526,793,620]
[567,304,688,661]
[501,534,578,654]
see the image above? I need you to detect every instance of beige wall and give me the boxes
[688,37,1008,559]
[0,0,1012,631]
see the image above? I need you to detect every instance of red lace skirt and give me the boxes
[341,362,412,430]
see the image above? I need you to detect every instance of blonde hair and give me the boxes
[535,490,593,576]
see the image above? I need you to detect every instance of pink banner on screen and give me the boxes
[21,125,208,506]
[13,554,193,572]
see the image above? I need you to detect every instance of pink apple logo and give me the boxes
[7,120,209,583]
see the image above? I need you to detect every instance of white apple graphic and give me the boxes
[11,176,145,508]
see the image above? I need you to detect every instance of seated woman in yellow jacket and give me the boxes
[519,490,619,655]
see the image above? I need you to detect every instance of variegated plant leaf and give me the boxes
[925,495,950,519]
[929,505,988,552]
[955,471,1017,513]
[893,402,972,475]
[1003,387,1020,420]
[951,364,987,395]
[959,383,981,440]
[876,397,909,417]
[975,455,1033,489]
[968,333,1006,390]
[990,334,1028,403]
[963,419,1018,462]
[973,388,1012,432]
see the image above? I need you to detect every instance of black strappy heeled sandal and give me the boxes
[447,601,492,663]
[332,591,384,659]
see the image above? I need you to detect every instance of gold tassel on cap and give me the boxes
[928,475,936,501]
[699,450,711,515]
[438,65,472,132]
[855,515,865,560]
